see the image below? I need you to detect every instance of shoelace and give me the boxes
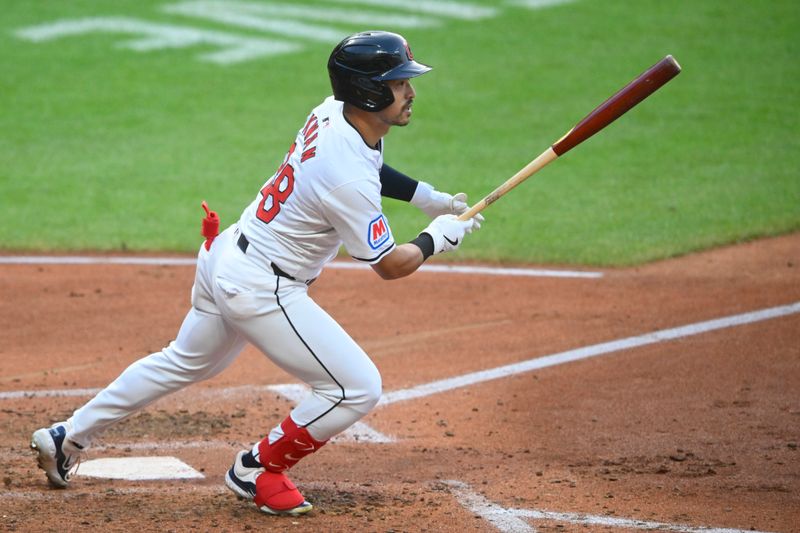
[62,441,84,481]
[64,455,81,481]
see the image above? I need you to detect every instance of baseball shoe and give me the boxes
[30,421,83,488]
[225,450,313,516]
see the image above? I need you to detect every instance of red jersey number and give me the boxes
[256,143,296,224]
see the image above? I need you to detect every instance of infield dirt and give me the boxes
[1,233,798,532]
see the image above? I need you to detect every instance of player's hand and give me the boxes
[421,214,480,255]
[446,193,484,231]
[447,192,469,216]
[411,183,469,218]
[411,182,483,224]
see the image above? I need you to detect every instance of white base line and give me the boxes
[0,255,198,266]
[446,480,777,533]
[3,302,798,406]
[378,301,800,405]
[91,439,236,452]
[0,255,602,278]
[447,480,535,532]
[0,387,102,400]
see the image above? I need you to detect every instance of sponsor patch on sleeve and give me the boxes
[367,214,392,250]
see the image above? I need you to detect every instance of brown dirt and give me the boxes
[1,233,799,533]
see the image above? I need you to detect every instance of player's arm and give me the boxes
[379,164,418,201]
[380,164,481,222]
[371,216,478,280]
[370,241,425,280]
[322,179,481,280]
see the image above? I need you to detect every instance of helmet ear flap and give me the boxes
[351,76,395,111]
[352,76,378,92]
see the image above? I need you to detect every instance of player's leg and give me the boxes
[218,278,381,514]
[31,306,247,488]
[68,230,247,448]
[31,230,245,488]
[228,279,382,441]
[68,307,246,446]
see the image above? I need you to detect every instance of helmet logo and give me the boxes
[403,40,414,61]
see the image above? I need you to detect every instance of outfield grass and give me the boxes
[1,0,798,265]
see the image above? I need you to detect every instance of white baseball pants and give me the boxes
[67,226,382,447]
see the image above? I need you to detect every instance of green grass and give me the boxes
[1,0,798,265]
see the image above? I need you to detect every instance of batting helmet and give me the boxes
[327,31,432,112]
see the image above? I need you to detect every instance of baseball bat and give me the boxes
[458,55,681,221]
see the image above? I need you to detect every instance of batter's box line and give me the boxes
[4,300,799,444]
[445,480,778,533]
[267,300,800,442]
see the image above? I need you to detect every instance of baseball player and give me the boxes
[31,31,483,516]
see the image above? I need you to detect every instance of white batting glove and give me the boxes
[421,214,479,255]
[410,182,468,217]
[453,192,485,233]
[448,192,484,231]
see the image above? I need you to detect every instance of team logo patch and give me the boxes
[367,214,392,250]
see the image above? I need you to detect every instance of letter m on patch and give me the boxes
[367,214,391,250]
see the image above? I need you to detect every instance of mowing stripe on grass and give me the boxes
[508,0,576,8]
[164,1,438,29]
[15,16,300,64]
[329,0,497,20]
[164,3,347,42]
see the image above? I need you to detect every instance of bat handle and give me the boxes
[457,147,559,221]
[457,202,486,222]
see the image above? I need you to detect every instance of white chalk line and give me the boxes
[378,300,800,405]
[0,255,603,278]
[4,301,798,408]
[91,439,237,452]
[0,387,391,444]
[0,439,238,465]
[4,300,798,451]
[0,476,780,533]
[0,386,102,400]
[447,480,535,532]
[0,383,391,443]
[446,480,778,533]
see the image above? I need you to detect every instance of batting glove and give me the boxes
[421,214,479,255]
[411,182,485,230]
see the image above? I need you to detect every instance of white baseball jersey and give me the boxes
[64,96,392,455]
[238,96,395,281]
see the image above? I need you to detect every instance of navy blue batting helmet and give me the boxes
[327,31,432,112]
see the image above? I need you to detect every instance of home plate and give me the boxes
[78,456,205,480]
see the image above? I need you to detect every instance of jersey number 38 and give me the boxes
[256,143,296,224]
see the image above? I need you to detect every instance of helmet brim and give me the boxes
[374,60,432,81]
